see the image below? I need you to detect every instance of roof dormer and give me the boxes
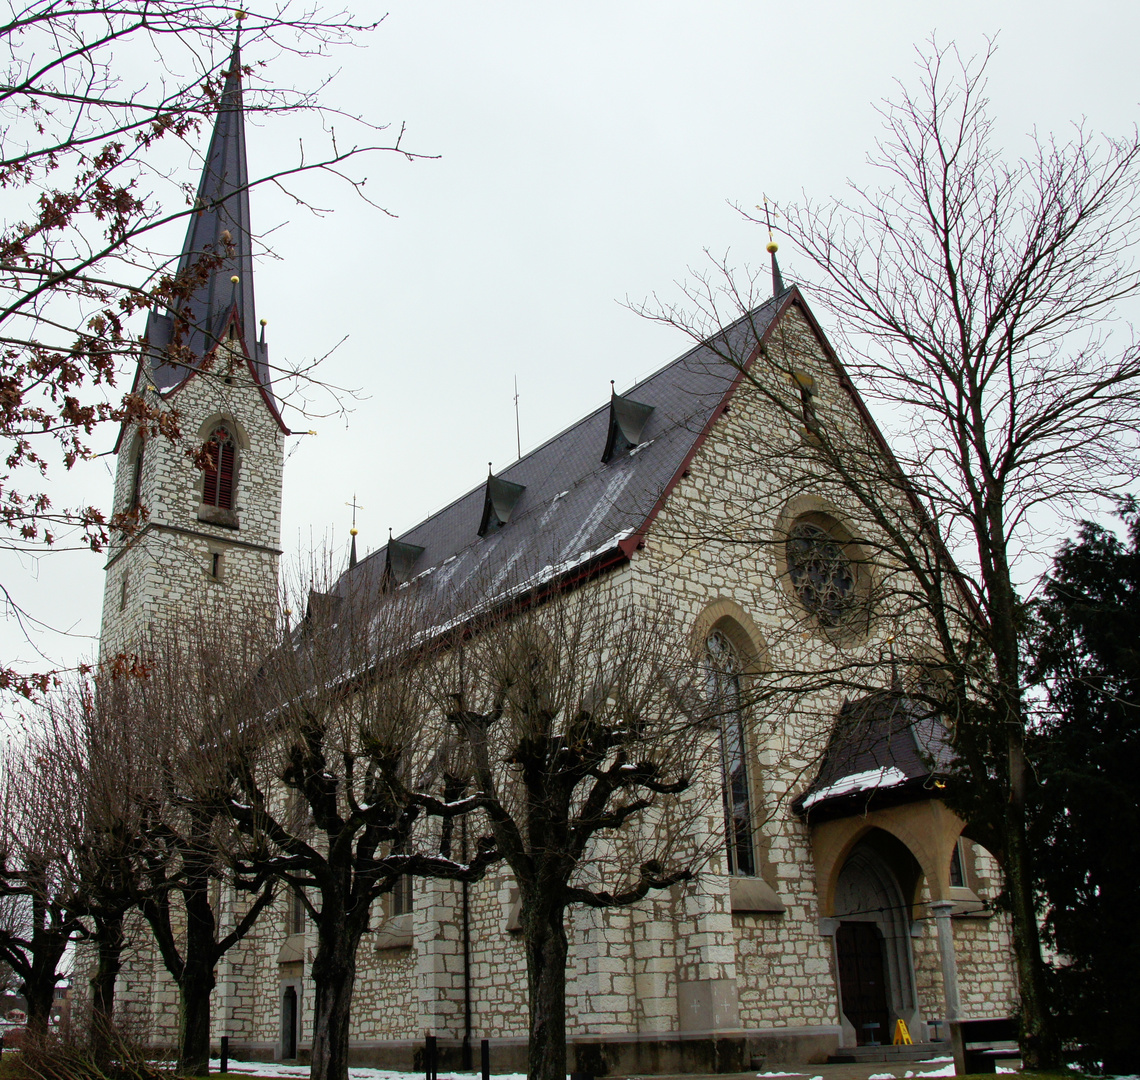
[382,538,426,590]
[479,472,526,537]
[602,390,654,463]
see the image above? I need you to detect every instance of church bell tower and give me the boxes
[100,31,288,659]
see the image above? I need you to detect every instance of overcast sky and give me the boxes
[2,0,1138,688]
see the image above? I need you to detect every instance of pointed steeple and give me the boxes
[146,27,270,394]
[346,495,362,569]
[768,240,785,297]
[761,196,786,298]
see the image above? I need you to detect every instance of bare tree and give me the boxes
[29,674,154,1067]
[0,1,414,691]
[0,721,85,1037]
[640,38,1140,1069]
[440,582,715,1080]
[100,610,284,1078]
[223,571,498,1080]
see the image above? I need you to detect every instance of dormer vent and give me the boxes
[305,588,343,626]
[602,391,654,463]
[382,539,426,590]
[479,474,526,537]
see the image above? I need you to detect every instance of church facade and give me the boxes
[96,37,1018,1075]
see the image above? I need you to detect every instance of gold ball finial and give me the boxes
[230,275,240,284]
[350,528,359,536]
[235,9,248,21]
[766,241,779,254]
[260,318,267,326]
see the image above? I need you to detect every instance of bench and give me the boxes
[949,1017,1019,1074]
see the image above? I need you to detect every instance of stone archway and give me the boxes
[832,833,923,1047]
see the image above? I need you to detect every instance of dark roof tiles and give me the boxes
[792,692,955,819]
[336,295,785,605]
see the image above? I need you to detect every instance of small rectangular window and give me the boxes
[207,551,224,580]
[792,370,821,435]
[391,874,413,917]
[119,571,129,611]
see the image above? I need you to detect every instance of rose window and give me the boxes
[785,521,856,626]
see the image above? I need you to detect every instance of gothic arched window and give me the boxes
[706,629,756,877]
[786,519,856,626]
[202,426,237,510]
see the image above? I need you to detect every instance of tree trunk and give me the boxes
[89,912,125,1067]
[522,897,569,1080]
[1004,736,1059,1070]
[21,974,56,1038]
[21,922,67,1038]
[985,546,1061,1071]
[177,954,216,1076]
[309,917,365,1080]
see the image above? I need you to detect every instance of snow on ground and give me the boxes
[865,1067,1015,1079]
[209,1065,527,1080]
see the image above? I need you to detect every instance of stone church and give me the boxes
[96,35,1018,1073]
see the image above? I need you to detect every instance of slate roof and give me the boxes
[331,292,790,608]
[792,692,956,821]
[141,34,281,423]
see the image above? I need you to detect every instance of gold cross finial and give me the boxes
[345,494,363,531]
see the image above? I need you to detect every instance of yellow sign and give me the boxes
[892,1018,913,1046]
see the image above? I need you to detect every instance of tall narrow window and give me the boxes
[289,888,306,936]
[202,426,237,510]
[129,442,144,511]
[949,840,966,888]
[706,630,756,876]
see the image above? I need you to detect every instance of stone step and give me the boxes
[828,1042,950,1064]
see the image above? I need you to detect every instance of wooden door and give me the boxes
[282,986,298,1059]
[836,921,890,1045]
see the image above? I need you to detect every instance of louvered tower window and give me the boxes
[203,426,237,510]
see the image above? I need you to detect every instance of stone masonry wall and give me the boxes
[113,299,1017,1063]
[100,349,284,657]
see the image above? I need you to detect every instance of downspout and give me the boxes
[462,814,472,1070]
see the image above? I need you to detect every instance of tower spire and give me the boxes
[346,495,362,569]
[763,195,785,297]
[146,23,270,394]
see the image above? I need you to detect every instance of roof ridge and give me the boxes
[385,297,783,550]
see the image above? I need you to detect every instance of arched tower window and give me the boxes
[202,426,237,510]
[706,629,756,877]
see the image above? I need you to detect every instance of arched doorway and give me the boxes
[281,985,298,1059]
[836,921,890,1044]
[833,832,922,1046]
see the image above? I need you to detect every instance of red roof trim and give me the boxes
[111,361,149,455]
[787,296,985,626]
[617,288,803,560]
[156,303,291,434]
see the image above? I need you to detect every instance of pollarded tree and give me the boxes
[95,610,281,1077]
[440,582,715,1080]
[223,572,498,1080]
[0,721,87,1037]
[641,38,1140,1067]
[1028,509,1140,1074]
[33,673,157,1067]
